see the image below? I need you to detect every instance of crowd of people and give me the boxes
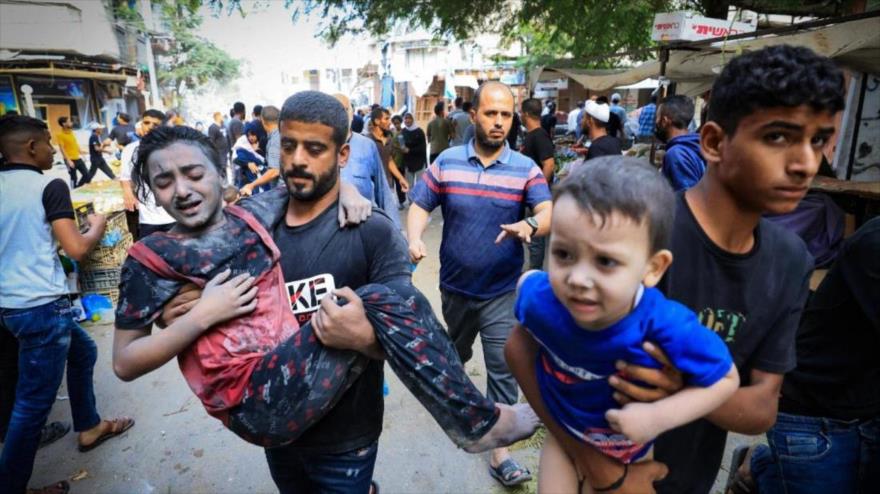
[1,43,878,494]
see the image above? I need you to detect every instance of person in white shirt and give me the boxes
[120,109,176,239]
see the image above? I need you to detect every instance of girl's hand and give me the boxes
[191,269,258,329]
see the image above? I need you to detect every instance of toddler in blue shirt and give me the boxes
[509,156,739,492]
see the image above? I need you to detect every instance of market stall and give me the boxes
[70,181,130,307]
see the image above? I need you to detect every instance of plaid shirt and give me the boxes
[638,103,656,138]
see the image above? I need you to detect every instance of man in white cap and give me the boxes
[86,121,115,181]
[582,100,621,160]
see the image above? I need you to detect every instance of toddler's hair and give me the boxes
[223,185,240,205]
[553,156,675,252]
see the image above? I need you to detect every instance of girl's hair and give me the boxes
[132,126,224,201]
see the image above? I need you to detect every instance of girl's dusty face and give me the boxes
[247,132,259,147]
[146,142,225,235]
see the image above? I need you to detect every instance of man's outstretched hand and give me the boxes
[610,341,684,405]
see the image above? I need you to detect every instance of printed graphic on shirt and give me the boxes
[698,307,746,344]
[285,273,336,325]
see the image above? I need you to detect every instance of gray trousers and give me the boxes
[440,289,518,406]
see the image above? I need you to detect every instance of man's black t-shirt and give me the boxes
[780,217,880,421]
[654,193,813,494]
[271,201,411,454]
[88,134,104,164]
[585,135,621,160]
[522,128,555,179]
[109,124,135,147]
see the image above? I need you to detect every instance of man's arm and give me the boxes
[388,157,409,192]
[606,365,739,443]
[52,214,106,262]
[705,369,782,434]
[240,169,280,196]
[406,203,431,263]
[121,180,138,211]
[496,200,552,244]
[610,353,782,435]
[540,157,555,183]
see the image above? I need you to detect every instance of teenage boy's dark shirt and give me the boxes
[263,192,411,454]
[522,128,555,176]
[654,193,813,494]
[88,133,104,164]
[780,217,880,422]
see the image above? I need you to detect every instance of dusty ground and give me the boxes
[17,169,759,492]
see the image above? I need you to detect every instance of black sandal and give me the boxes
[725,445,757,494]
[489,458,532,487]
[39,421,71,449]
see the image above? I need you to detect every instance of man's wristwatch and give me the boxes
[524,216,539,236]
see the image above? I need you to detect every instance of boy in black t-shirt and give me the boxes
[86,122,116,181]
[520,98,556,270]
[506,45,847,493]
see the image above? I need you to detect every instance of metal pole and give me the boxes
[846,72,868,180]
[649,46,669,166]
[139,0,162,110]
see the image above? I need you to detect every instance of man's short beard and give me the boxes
[285,162,339,202]
[475,124,504,150]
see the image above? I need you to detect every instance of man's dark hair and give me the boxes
[370,103,381,111]
[0,115,49,157]
[279,91,349,148]
[649,94,658,104]
[253,104,263,117]
[596,96,609,105]
[132,125,223,202]
[3,110,18,116]
[454,96,463,108]
[370,106,388,122]
[660,95,695,130]
[434,101,445,116]
[462,101,473,113]
[472,82,514,111]
[707,45,845,135]
[117,112,130,124]
[142,109,166,121]
[521,98,542,119]
[261,105,280,123]
[233,101,246,116]
[553,156,674,253]
[57,116,68,127]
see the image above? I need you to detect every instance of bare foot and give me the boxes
[463,403,540,453]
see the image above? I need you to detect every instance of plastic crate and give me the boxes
[83,232,132,269]
[79,266,121,294]
[105,211,128,234]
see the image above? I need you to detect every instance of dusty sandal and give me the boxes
[489,458,532,487]
[725,445,757,494]
[78,417,135,453]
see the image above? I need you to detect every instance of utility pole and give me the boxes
[139,0,163,110]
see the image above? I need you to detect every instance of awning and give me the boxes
[535,15,880,95]
[0,67,129,81]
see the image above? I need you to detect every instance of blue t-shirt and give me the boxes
[409,141,551,299]
[515,271,732,443]
[661,133,706,192]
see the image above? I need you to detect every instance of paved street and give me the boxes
[19,185,758,493]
